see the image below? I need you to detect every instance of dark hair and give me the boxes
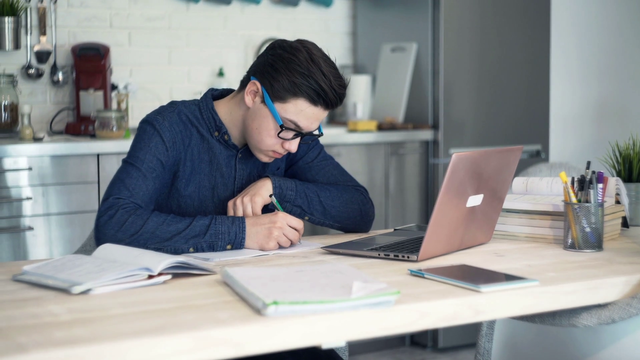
[238,39,347,111]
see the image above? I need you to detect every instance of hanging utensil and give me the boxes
[22,0,44,80]
[49,0,67,87]
[32,0,52,64]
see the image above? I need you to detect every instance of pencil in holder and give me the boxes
[563,202,604,252]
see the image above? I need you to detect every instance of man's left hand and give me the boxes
[227,177,273,217]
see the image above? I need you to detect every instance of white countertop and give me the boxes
[0,134,134,157]
[0,127,435,158]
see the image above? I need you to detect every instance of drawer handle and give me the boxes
[0,197,33,203]
[0,167,33,173]
[393,149,425,155]
[0,226,35,234]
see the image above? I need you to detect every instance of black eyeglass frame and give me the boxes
[250,76,324,144]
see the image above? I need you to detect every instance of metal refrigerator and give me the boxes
[354,0,550,349]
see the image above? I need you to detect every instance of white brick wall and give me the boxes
[1,0,353,130]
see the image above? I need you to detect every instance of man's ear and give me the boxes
[244,80,261,109]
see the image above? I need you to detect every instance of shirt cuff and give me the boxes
[151,216,246,254]
[215,215,246,251]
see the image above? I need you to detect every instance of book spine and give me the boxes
[12,273,86,294]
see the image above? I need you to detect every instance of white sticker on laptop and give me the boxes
[466,194,484,208]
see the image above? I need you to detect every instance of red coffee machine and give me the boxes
[67,43,112,135]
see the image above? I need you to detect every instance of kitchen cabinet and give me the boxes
[0,156,99,262]
[0,213,98,262]
[304,141,429,236]
[325,144,387,231]
[0,184,99,218]
[387,142,428,228]
[99,154,127,202]
[0,156,97,187]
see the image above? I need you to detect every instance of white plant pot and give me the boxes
[626,182,640,226]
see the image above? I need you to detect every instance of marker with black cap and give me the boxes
[584,160,591,179]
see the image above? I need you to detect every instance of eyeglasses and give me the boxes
[251,76,323,144]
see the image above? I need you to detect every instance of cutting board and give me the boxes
[370,42,418,123]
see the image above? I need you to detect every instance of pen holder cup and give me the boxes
[563,202,604,252]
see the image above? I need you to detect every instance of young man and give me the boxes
[95,39,375,254]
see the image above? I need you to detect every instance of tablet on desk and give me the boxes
[408,264,539,292]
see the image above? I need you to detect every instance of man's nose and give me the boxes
[282,138,301,154]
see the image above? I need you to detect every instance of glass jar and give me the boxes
[94,110,127,139]
[19,104,34,141]
[114,92,129,129]
[0,74,20,134]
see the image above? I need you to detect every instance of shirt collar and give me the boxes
[200,88,237,148]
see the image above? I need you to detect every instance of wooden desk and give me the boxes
[1,229,640,360]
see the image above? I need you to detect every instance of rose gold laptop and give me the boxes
[322,146,523,261]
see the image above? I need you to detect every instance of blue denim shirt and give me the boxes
[95,89,375,254]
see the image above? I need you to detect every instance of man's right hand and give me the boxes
[244,212,304,251]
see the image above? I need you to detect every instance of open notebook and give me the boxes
[13,244,215,294]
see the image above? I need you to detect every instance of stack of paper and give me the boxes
[495,177,626,244]
[222,263,400,316]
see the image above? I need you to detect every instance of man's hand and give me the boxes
[244,212,304,251]
[227,177,273,217]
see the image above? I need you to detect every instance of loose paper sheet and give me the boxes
[186,241,323,263]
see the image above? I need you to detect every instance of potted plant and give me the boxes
[0,0,28,51]
[600,134,640,226]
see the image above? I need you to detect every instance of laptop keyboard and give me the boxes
[365,236,423,255]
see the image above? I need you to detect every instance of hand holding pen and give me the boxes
[229,178,304,250]
[244,203,304,250]
[270,194,302,243]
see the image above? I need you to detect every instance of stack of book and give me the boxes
[494,177,628,244]
[495,202,626,243]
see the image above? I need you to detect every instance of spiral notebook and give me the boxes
[222,263,400,316]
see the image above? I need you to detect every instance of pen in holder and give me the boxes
[563,202,604,252]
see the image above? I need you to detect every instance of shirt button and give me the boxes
[304,216,309,220]
[238,154,242,158]
[189,248,195,252]
[224,134,229,140]
[226,244,232,250]
[214,131,219,136]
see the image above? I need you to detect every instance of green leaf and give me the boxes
[598,134,640,183]
[0,0,28,17]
